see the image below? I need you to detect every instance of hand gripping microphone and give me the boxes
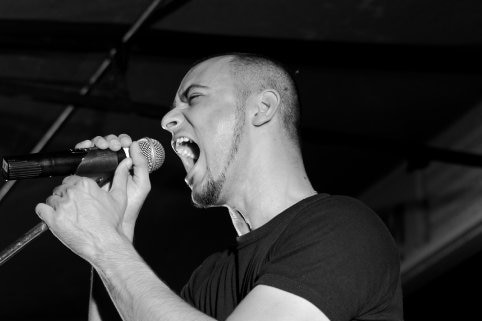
[0,137,164,267]
[1,137,165,184]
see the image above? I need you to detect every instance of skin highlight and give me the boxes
[193,88,247,207]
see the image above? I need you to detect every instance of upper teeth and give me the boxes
[174,137,196,159]
[176,137,191,144]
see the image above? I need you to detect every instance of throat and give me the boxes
[227,208,252,236]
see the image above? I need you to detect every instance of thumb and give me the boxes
[130,141,150,184]
[110,157,132,199]
[35,203,55,226]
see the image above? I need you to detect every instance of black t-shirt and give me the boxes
[181,194,403,321]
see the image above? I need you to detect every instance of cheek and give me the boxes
[202,116,237,167]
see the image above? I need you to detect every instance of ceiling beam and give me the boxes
[0,77,166,117]
[2,77,482,172]
[0,19,480,73]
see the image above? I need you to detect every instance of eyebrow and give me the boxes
[171,84,210,110]
[181,84,209,99]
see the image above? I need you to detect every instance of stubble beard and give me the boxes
[192,104,245,208]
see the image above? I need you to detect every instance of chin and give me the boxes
[190,179,223,208]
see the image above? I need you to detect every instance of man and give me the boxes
[36,54,403,321]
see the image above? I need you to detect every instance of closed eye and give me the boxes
[188,94,202,104]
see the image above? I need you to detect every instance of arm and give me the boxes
[78,134,151,321]
[90,266,124,321]
[89,234,327,321]
[89,269,103,321]
[228,285,329,321]
[35,135,329,321]
[91,234,215,321]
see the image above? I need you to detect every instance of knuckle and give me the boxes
[119,133,132,144]
[93,136,107,148]
[105,134,118,141]
[119,133,131,139]
[92,136,103,143]
[63,175,79,185]
[79,177,95,188]
[109,139,122,150]
[108,138,121,150]
[65,187,75,199]
[46,195,58,208]
[79,177,89,186]
[52,186,62,196]
[62,175,72,184]
[75,139,92,149]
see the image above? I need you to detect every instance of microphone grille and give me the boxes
[138,137,165,173]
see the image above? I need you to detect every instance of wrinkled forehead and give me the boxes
[177,56,234,95]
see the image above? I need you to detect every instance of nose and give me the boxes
[161,108,184,133]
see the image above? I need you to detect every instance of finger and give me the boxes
[52,185,67,197]
[119,134,132,148]
[92,136,109,149]
[101,181,112,192]
[35,203,55,225]
[75,140,94,149]
[62,175,83,186]
[105,134,122,151]
[130,141,150,182]
[46,195,62,209]
[110,157,132,200]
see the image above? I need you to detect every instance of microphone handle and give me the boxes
[2,148,127,180]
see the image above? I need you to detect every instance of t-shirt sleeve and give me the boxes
[255,196,402,321]
[180,251,223,305]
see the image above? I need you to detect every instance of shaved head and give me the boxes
[190,53,301,145]
[164,53,304,208]
[227,54,301,144]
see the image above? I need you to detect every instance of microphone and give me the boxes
[0,137,164,267]
[1,137,165,184]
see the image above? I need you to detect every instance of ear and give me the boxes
[252,89,281,127]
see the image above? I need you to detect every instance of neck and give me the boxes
[223,136,317,236]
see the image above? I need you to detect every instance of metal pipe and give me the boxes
[0,0,167,266]
[0,222,48,266]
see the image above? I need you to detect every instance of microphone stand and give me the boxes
[0,222,48,266]
[0,174,112,266]
[0,174,111,266]
[0,0,166,266]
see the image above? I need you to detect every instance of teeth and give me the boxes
[175,136,191,146]
[176,137,190,144]
[173,136,196,159]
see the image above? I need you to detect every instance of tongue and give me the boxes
[182,141,200,161]
[178,145,195,159]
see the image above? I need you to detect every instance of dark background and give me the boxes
[0,0,481,319]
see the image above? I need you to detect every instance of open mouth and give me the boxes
[172,136,200,170]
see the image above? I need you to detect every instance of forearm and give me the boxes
[92,237,215,321]
[88,221,137,321]
[89,267,124,321]
[88,285,103,321]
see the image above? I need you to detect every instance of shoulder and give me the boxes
[273,193,401,294]
[285,194,393,243]
[300,193,377,219]
[181,250,227,301]
[261,194,402,320]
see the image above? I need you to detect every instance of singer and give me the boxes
[36,54,403,321]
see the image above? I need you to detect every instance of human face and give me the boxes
[161,57,245,207]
